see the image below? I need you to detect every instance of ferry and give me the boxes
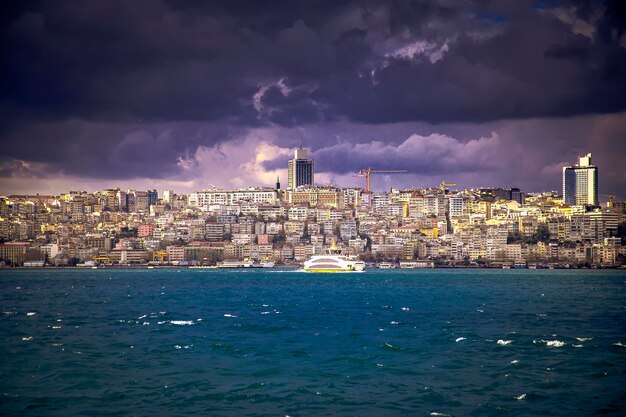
[303,243,365,273]
[218,259,255,268]
[378,262,395,269]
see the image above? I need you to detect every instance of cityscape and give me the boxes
[1,148,623,268]
[1,2,625,416]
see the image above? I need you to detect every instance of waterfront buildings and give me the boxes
[0,242,30,265]
[563,153,598,206]
[0,151,624,268]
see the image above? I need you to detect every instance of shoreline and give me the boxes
[1,265,624,271]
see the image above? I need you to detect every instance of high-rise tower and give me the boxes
[563,153,598,206]
[287,147,314,190]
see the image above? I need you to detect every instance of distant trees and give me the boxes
[117,227,138,238]
[507,224,550,244]
[189,249,223,265]
[272,230,286,245]
[359,233,372,251]
[301,222,310,241]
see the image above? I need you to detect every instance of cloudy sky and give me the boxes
[1,0,625,198]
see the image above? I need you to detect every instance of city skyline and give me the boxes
[1,1,625,197]
[0,148,612,201]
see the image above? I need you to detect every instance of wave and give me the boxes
[382,342,405,351]
[534,339,566,347]
[170,320,195,325]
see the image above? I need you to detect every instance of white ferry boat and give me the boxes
[378,262,395,269]
[218,260,254,268]
[303,243,365,273]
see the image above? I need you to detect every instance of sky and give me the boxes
[1,0,625,198]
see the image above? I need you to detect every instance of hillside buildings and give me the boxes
[0,151,624,268]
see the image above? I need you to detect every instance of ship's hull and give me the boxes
[303,255,365,273]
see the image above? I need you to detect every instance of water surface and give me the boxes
[1,268,624,416]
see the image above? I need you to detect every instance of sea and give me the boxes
[0,268,624,416]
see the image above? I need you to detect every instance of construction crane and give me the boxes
[352,168,408,192]
[440,180,457,192]
[92,256,112,263]
[600,194,616,207]
[152,251,169,263]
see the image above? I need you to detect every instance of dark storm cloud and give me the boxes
[0,120,242,180]
[3,0,625,124]
[0,0,625,183]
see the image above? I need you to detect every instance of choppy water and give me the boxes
[1,268,625,416]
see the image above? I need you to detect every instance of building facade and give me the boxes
[287,148,314,190]
[563,153,598,206]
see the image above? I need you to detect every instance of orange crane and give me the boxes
[353,168,408,192]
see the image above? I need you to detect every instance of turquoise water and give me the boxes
[0,268,624,416]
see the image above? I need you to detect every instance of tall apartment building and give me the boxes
[287,147,314,190]
[563,153,598,206]
[148,190,159,206]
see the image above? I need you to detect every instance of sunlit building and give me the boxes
[563,153,598,206]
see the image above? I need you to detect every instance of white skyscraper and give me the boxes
[563,153,598,206]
